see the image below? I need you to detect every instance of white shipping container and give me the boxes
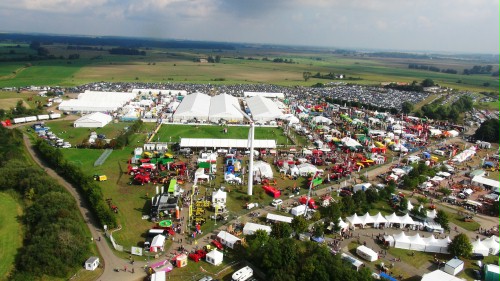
[49,113,61,119]
[13,117,26,124]
[37,115,50,120]
[25,116,37,122]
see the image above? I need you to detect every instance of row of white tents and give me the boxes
[172,93,284,123]
[384,232,451,253]
[346,212,417,229]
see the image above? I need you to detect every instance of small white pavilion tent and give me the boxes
[472,239,490,256]
[205,250,224,266]
[483,236,500,255]
[346,213,363,227]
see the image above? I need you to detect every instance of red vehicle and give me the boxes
[133,173,151,185]
[262,185,281,198]
[211,240,224,250]
[299,196,318,209]
[188,250,207,262]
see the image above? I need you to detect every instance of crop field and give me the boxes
[0,43,497,94]
[0,192,22,280]
[155,124,291,145]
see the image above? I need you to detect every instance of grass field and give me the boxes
[0,44,497,94]
[156,124,291,145]
[0,192,23,281]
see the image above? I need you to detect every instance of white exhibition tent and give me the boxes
[150,234,166,252]
[172,92,211,122]
[346,213,363,227]
[341,137,362,148]
[421,270,463,281]
[246,95,284,122]
[209,93,244,123]
[59,90,137,112]
[452,146,476,163]
[266,213,293,224]
[356,245,378,262]
[205,250,223,266]
[217,231,241,249]
[391,232,450,253]
[296,163,318,176]
[253,161,273,178]
[281,114,300,124]
[243,222,272,235]
[311,116,332,125]
[180,138,276,149]
[74,112,113,128]
[472,239,490,256]
[483,236,500,255]
[212,189,227,205]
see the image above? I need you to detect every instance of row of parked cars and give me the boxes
[31,123,71,148]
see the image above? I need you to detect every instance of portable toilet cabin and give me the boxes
[175,254,188,268]
[85,257,99,271]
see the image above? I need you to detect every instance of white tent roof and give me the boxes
[400,213,415,225]
[74,112,113,128]
[217,231,241,244]
[180,138,276,149]
[150,272,166,281]
[246,95,284,122]
[212,189,227,201]
[243,222,272,235]
[266,213,293,223]
[359,212,375,225]
[173,92,211,121]
[341,137,362,147]
[472,239,490,256]
[483,236,500,255]
[297,163,318,175]
[384,212,401,224]
[281,114,300,124]
[253,161,273,178]
[372,212,389,224]
[346,213,363,226]
[205,249,223,264]
[209,93,244,122]
[59,90,137,112]
[312,116,332,125]
[472,176,500,188]
[421,270,463,281]
[151,234,166,247]
[427,209,437,219]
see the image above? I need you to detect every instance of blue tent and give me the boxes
[380,272,398,281]
[311,236,324,243]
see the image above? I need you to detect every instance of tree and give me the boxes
[341,196,355,216]
[474,118,499,143]
[303,72,312,82]
[421,78,435,87]
[401,101,414,114]
[324,202,341,224]
[291,216,308,235]
[313,222,324,238]
[437,187,452,196]
[271,222,293,239]
[365,188,379,204]
[434,210,450,231]
[448,233,472,258]
[399,197,408,211]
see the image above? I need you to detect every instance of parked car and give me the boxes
[271,199,283,207]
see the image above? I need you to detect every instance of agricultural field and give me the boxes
[0,192,23,281]
[0,42,497,94]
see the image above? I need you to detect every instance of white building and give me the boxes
[217,231,241,249]
[84,257,99,271]
[59,90,136,112]
[74,112,113,128]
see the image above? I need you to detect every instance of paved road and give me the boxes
[22,134,146,281]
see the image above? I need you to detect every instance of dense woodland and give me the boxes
[0,127,91,280]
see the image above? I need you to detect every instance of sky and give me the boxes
[0,0,498,54]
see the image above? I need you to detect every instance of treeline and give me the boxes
[369,52,430,59]
[474,119,499,143]
[109,47,146,56]
[34,140,117,228]
[67,45,103,51]
[0,127,91,280]
[244,235,374,281]
[0,33,238,50]
[408,63,458,74]
[420,95,473,122]
[262,57,295,63]
[463,65,494,75]
[312,72,342,80]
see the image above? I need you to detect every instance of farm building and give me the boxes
[74,112,113,128]
[172,92,211,122]
[59,90,136,112]
[246,95,284,122]
[209,93,244,123]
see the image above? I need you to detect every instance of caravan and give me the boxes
[231,266,253,281]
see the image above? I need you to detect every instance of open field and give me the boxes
[156,124,291,145]
[0,192,23,281]
[0,98,30,110]
[0,43,497,94]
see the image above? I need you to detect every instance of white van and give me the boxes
[433,150,445,156]
[232,266,253,281]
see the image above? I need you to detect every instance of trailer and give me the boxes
[49,113,61,119]
[13,117,26,124]
[37,114,50,120]
[25,116,37,122]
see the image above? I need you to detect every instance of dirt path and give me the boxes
[22,134,146,281]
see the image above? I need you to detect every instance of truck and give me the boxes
[231,266,253,281]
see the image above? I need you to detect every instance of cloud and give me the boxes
[0,0,109,13]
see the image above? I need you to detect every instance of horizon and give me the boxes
[0,0,498,54]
